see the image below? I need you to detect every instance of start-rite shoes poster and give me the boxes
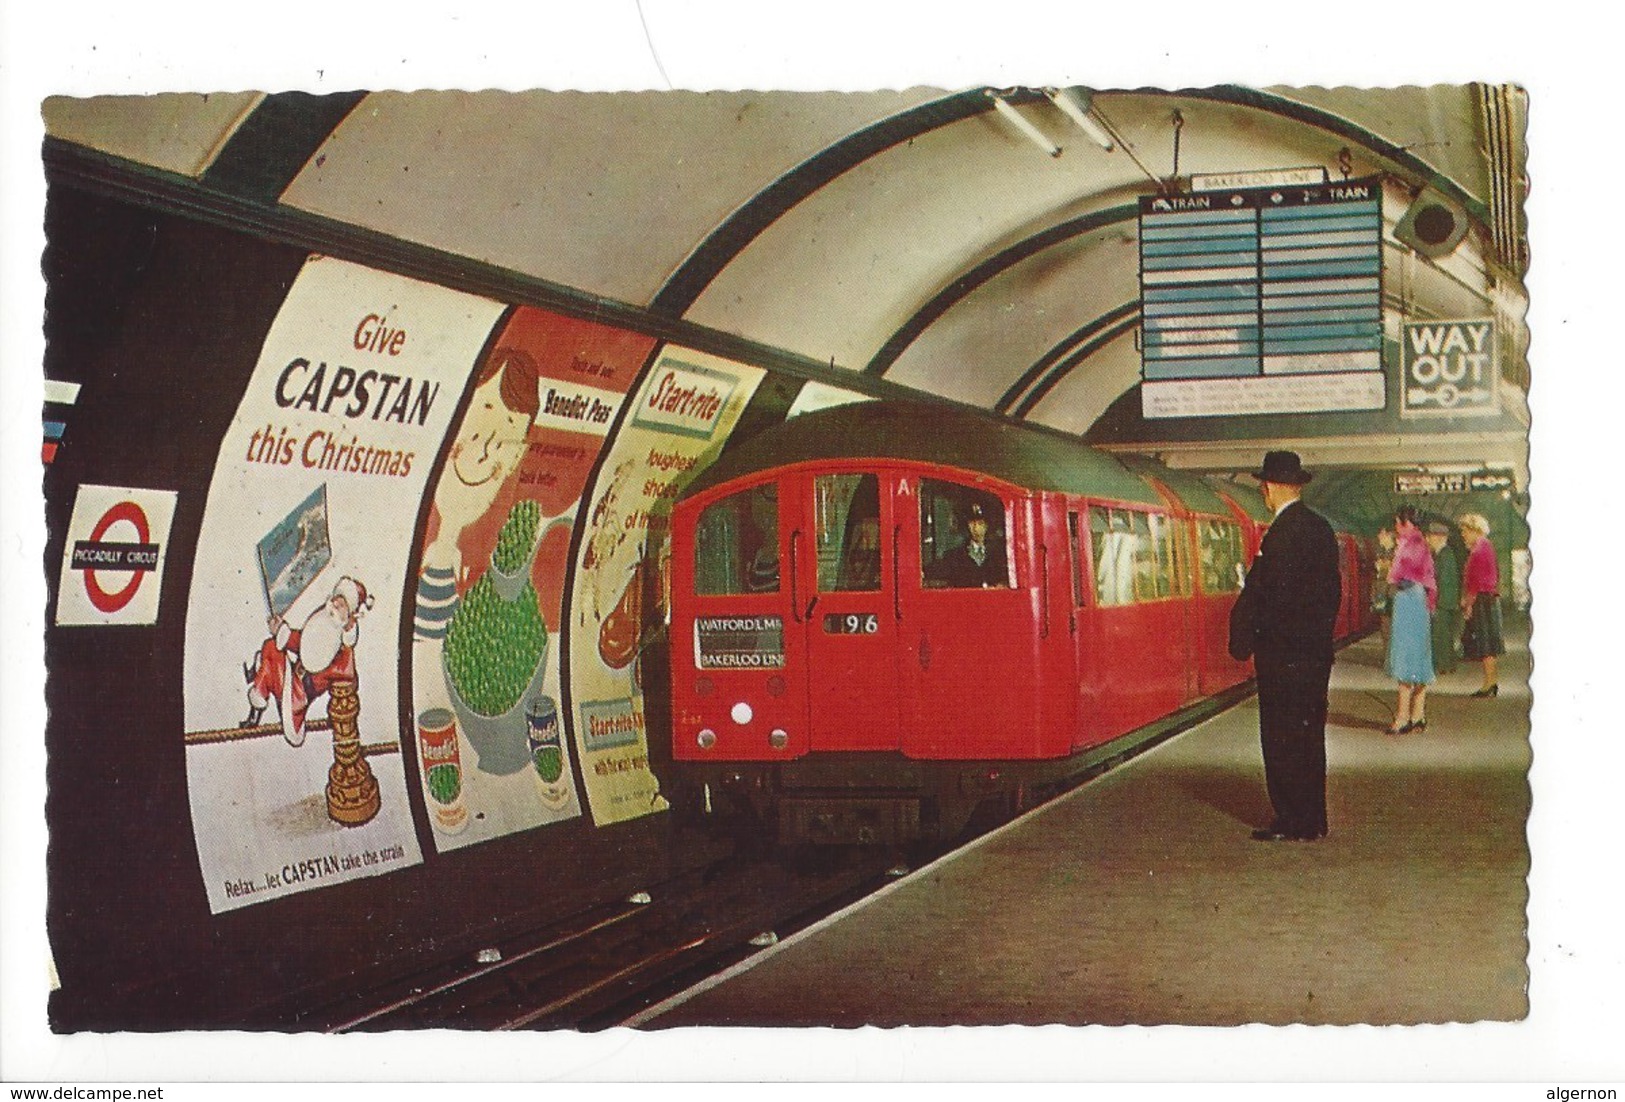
[181,255,505,913]
[569,345,765,826]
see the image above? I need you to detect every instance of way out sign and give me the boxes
[1403,319,1499,417]
[56,485,178,626]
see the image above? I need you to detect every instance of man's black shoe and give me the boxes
[1251,828,1293,842]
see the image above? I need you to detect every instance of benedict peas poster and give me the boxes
[182,255,505,913]
[410,306,653,851]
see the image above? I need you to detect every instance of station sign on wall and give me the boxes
[55,484,177,626]
[1394,471,1470,495]
[1401,319,1499,417]
[1139,177,1384,418]
[1393,469,1514,495]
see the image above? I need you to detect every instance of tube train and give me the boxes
[666,402,1375,846]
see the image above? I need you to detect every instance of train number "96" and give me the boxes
[823,613,880,635]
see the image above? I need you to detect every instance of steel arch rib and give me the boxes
[996,301,1143,414]
[648,88,1045,318]
[1014,314,1143,419]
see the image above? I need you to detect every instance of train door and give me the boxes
[1067,507,1106,747]
[899,475,1038,759]
[795,471,902,751]
[1166,513,1201,701]
[675,476,807,762]
[1085,503,1190,735]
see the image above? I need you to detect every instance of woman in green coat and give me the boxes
[1427,521,1462,676]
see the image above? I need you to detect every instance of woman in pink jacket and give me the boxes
[1457,512,1504,696]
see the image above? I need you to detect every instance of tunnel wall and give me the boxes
[41,184,832,1030]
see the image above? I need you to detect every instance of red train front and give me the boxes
[667,402,1372,845]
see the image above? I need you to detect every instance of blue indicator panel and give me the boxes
[1138,178,1384,399]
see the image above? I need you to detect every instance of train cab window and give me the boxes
[815,473,883,592]
[1198,518,1245,594]
[919,479,1010,590]
[694,482,779,595]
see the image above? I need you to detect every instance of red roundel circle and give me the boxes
[83,501,151,613]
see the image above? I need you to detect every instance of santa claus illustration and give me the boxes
[242,575,374,746]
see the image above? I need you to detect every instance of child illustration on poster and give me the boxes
[410,307,654,850]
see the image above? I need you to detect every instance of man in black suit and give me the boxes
[1228,451,1342,842]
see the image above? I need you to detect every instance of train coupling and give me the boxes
[778,796,921,846]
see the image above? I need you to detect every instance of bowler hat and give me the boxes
[1427,521,1450,537]
[1252,450,1313,485]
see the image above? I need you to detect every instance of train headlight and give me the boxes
[731,702,754,725]
[697,728,717,750]
[768,728,789,750]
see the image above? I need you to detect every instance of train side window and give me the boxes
[1152,513,1193,599]
[1126,511,1160,601]
[694,482,779,595]
[1090,506,1136,607]
[1067,511,1086,608]
[1175,520,1195,597]
[1198,519,1244,594]
[920,478,1010,589]
[815,473,882,592]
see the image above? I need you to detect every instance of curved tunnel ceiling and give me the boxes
[44,83,1527,486]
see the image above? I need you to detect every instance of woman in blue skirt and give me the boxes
[1385,506,1437,733]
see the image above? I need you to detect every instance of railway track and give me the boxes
[273,680,1256,1031]
[317,843,905,1031]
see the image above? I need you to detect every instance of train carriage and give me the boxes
[1120,457,1257,698]
[667,402,1370,846]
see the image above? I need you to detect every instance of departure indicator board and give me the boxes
[1139,177,1385,418]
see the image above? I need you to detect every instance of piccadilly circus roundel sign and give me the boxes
[56,485,178,626]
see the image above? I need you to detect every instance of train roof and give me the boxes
[1205,475,1274,522]
[1117,455,1235,516]
[683,401,1165,506]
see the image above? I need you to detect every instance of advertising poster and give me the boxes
[410,307,653,850]
[181,255,506,913]
[569,347,765,826]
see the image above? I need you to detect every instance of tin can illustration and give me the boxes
[418,707,468,833]
[525,694,571,810]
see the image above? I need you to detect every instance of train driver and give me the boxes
[941,502,1007,588]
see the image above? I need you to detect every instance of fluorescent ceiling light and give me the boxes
[989,92,1061,158]
[1045,87,1116,151]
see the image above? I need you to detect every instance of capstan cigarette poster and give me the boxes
[182,255,505,912]
[569,346,765,826]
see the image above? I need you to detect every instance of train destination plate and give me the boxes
[695,615,785,669]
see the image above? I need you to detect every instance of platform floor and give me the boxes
[644,620,1532,1027]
